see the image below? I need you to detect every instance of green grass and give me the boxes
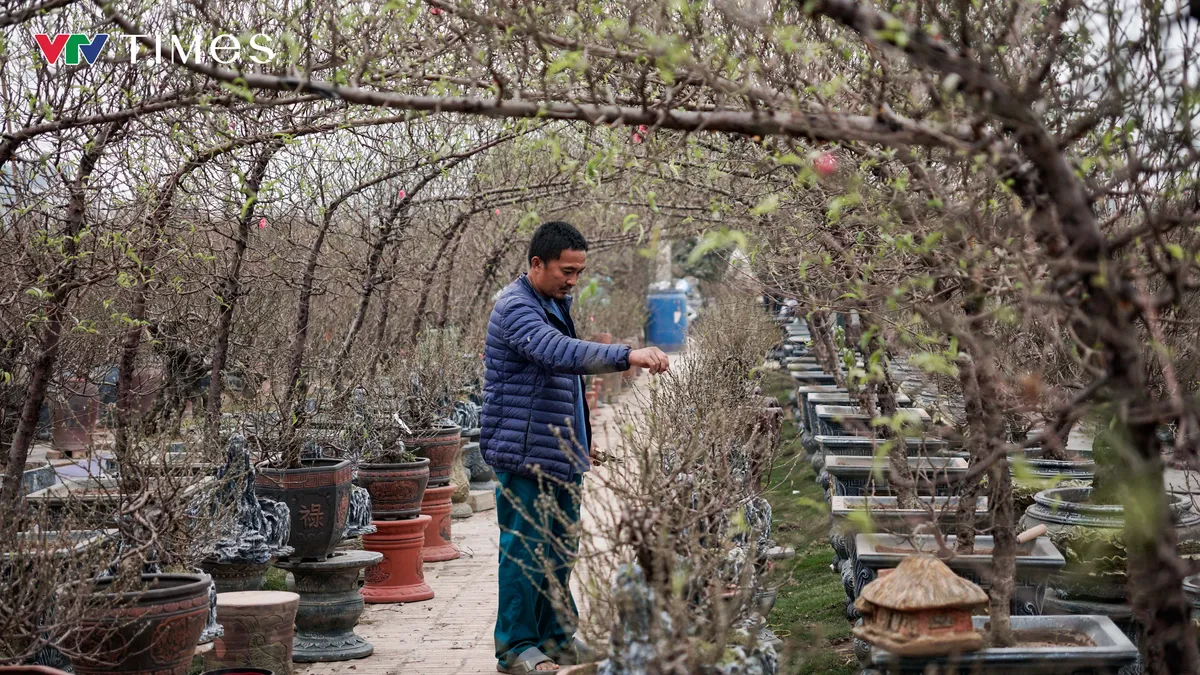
[263,565,288,591]
[762,371,857,675]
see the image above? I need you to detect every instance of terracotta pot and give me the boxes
[404,424,461,487]
[361,516,433,603]
[256,458,353,561]
[70,573,211,675]
[419,485,460,562]
[205,591,298,675]
[355,457,429,520]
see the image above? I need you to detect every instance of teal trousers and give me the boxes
[494,470,582,668]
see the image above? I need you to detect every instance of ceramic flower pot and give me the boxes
[70,573,212,675]
[356,457,430,520]
[404,424,461,487]
[256,458,353,561]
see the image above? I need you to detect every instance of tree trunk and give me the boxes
[203,143,281,446]
[2,120,125,505]
[987,453,1016,647]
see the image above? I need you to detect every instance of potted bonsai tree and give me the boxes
[349,405,430,521]
[382,326,471,487]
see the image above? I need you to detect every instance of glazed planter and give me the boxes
[355,457,430,520]
[205,591,298,675]
[361,515,434,603]
[404,423,461,487]
[70,573,212,675]
[277,551,379,662]
[1011,448,1095,481]
[853,533,1065,617]
[1022,486,1200,602]
[419,485,460,562]
[865,614,1137,675]
[199,559,271,594]
[256,458,353,562]
[821,455,968,500]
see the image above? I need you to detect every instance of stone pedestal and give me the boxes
[205,590,300,675]
[361,516,434,603]
[200,559,270,594]
[420,485,461,562]
[451,502,474,519]
[275,551,379,662]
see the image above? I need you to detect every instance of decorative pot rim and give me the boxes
[359,457,431,471]
[1029,486,1196,526]
[259,457,351,474]
[85,572,212,603]
[402,422,462,438]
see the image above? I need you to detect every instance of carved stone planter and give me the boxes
[865,614,1137,675]
[461,441,496,490]
[420,485,460,562]
[356,457,429,520]
[822,455,968,500]
[361,516,433,603]
[276,550,380,662]
[256,458,353,561]
[852,533,1064,617]
[813,404,930,437]
[0,461,56,496]
[200,559,271,594]
[70,573,212,675]
[829,495,991,619]
[205,591,299,675]
[404,424,461,487]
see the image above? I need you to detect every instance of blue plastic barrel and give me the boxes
[646,291,688,352]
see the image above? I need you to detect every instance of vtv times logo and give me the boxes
[33,33,277,66]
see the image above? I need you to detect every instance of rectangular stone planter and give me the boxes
[867,614,1137,674]
[822,455,967,499]
[854,533,1065,616]
[794,385,847,433]
[813,404,930,436]
[26,475,213,528]
[828,496,990,619]
[801,391,912,436]
[0,461,57,496]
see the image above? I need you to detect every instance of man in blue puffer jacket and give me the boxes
[483,221,669,674]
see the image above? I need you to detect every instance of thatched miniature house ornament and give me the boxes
[852,555,988,657]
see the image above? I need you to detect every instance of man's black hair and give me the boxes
[528,221,588,264]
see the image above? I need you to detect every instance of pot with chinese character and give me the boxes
[256,458,353,562]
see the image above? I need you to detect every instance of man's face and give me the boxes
[530,249,587,299]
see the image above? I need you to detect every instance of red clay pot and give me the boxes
[419,485,460,562]
[356,457,430,520]
[70,573,211,675]
[404,424,461,487]
[360,516,434,603]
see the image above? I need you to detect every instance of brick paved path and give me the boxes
[297,371,653,675]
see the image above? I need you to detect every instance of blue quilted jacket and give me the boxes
[481,274,632,481]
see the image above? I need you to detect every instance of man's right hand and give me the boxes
[629,347,670,374]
